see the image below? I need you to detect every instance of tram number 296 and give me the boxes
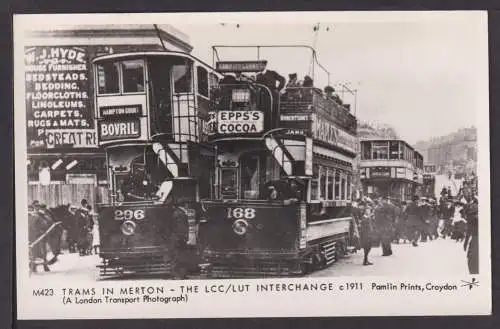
[114,209,145,221]
[227,207,256,219]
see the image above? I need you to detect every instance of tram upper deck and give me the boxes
[92,51,222,146]
[209,60,357,156]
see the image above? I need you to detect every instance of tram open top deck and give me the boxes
[208,45,358,160]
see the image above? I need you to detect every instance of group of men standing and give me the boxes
[351,192,479,274]
[29,199,96,256]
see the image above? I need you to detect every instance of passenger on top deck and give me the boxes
[256,69,286,92]
[220,74,239,85]
[324,85,335,99]
[286,73,301,88]
[284,73,302,100]
[301,75,318,100]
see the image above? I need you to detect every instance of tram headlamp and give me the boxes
[233,219,249,236]
[121,220,137,236]
[232,89,250,102]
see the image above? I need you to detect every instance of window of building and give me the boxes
[121,59,145,93]
[346,174,351,200]
[172,64,192,93]
[334,171,341,200]
[389,141,399,160]
[372,141,389,160]
[361,142,372,160]
[327,168,334,200]
[341,174,346,200]
[197,66,209,97]
[319,166,326,200]
[311,164,319,200]
[97,62,120,94]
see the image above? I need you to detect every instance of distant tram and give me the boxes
[199,45,359,277]
[423,164,437,198]
[93,51,220,277]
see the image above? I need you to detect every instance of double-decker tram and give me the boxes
[423,163,437,199]
[199,45,359,277]
[93,51,221,278]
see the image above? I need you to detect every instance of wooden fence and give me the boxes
[27,184,110,209]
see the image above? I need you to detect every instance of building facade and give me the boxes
[24,24,192,206]
[359,139,423,202]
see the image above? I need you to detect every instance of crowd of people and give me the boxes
[351,188,479,274]
[29,198,97,257]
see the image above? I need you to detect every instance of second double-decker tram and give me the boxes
[199,45,359,277]
[93,51,221,277]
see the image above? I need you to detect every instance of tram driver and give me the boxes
[120,164,156,201]
[262,178,303,205]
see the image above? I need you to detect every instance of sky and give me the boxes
[173,14,487,144]
[15,12,488,145]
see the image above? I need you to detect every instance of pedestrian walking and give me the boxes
[374,196,396,256]
[464,197,478,274]
[404,195,423,247]
[357,201,374,265]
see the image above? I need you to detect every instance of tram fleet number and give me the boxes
[227,207,256,219]
[114,209,145,221]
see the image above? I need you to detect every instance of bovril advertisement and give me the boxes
[25,46,96,149]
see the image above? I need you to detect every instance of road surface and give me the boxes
[310,237,469,277]
[27,238,469,283]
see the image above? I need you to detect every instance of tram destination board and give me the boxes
[99,104,143,117]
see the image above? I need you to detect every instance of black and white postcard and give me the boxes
[14,11,491,319]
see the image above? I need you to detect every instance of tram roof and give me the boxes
[92,51,222,77]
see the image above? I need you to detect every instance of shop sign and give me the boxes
[25,46,97,149]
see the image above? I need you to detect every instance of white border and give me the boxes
[14,11,491,319]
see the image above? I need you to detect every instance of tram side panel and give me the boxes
[200,202,300,254]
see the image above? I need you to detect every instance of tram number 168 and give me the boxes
[227,207,256,219]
